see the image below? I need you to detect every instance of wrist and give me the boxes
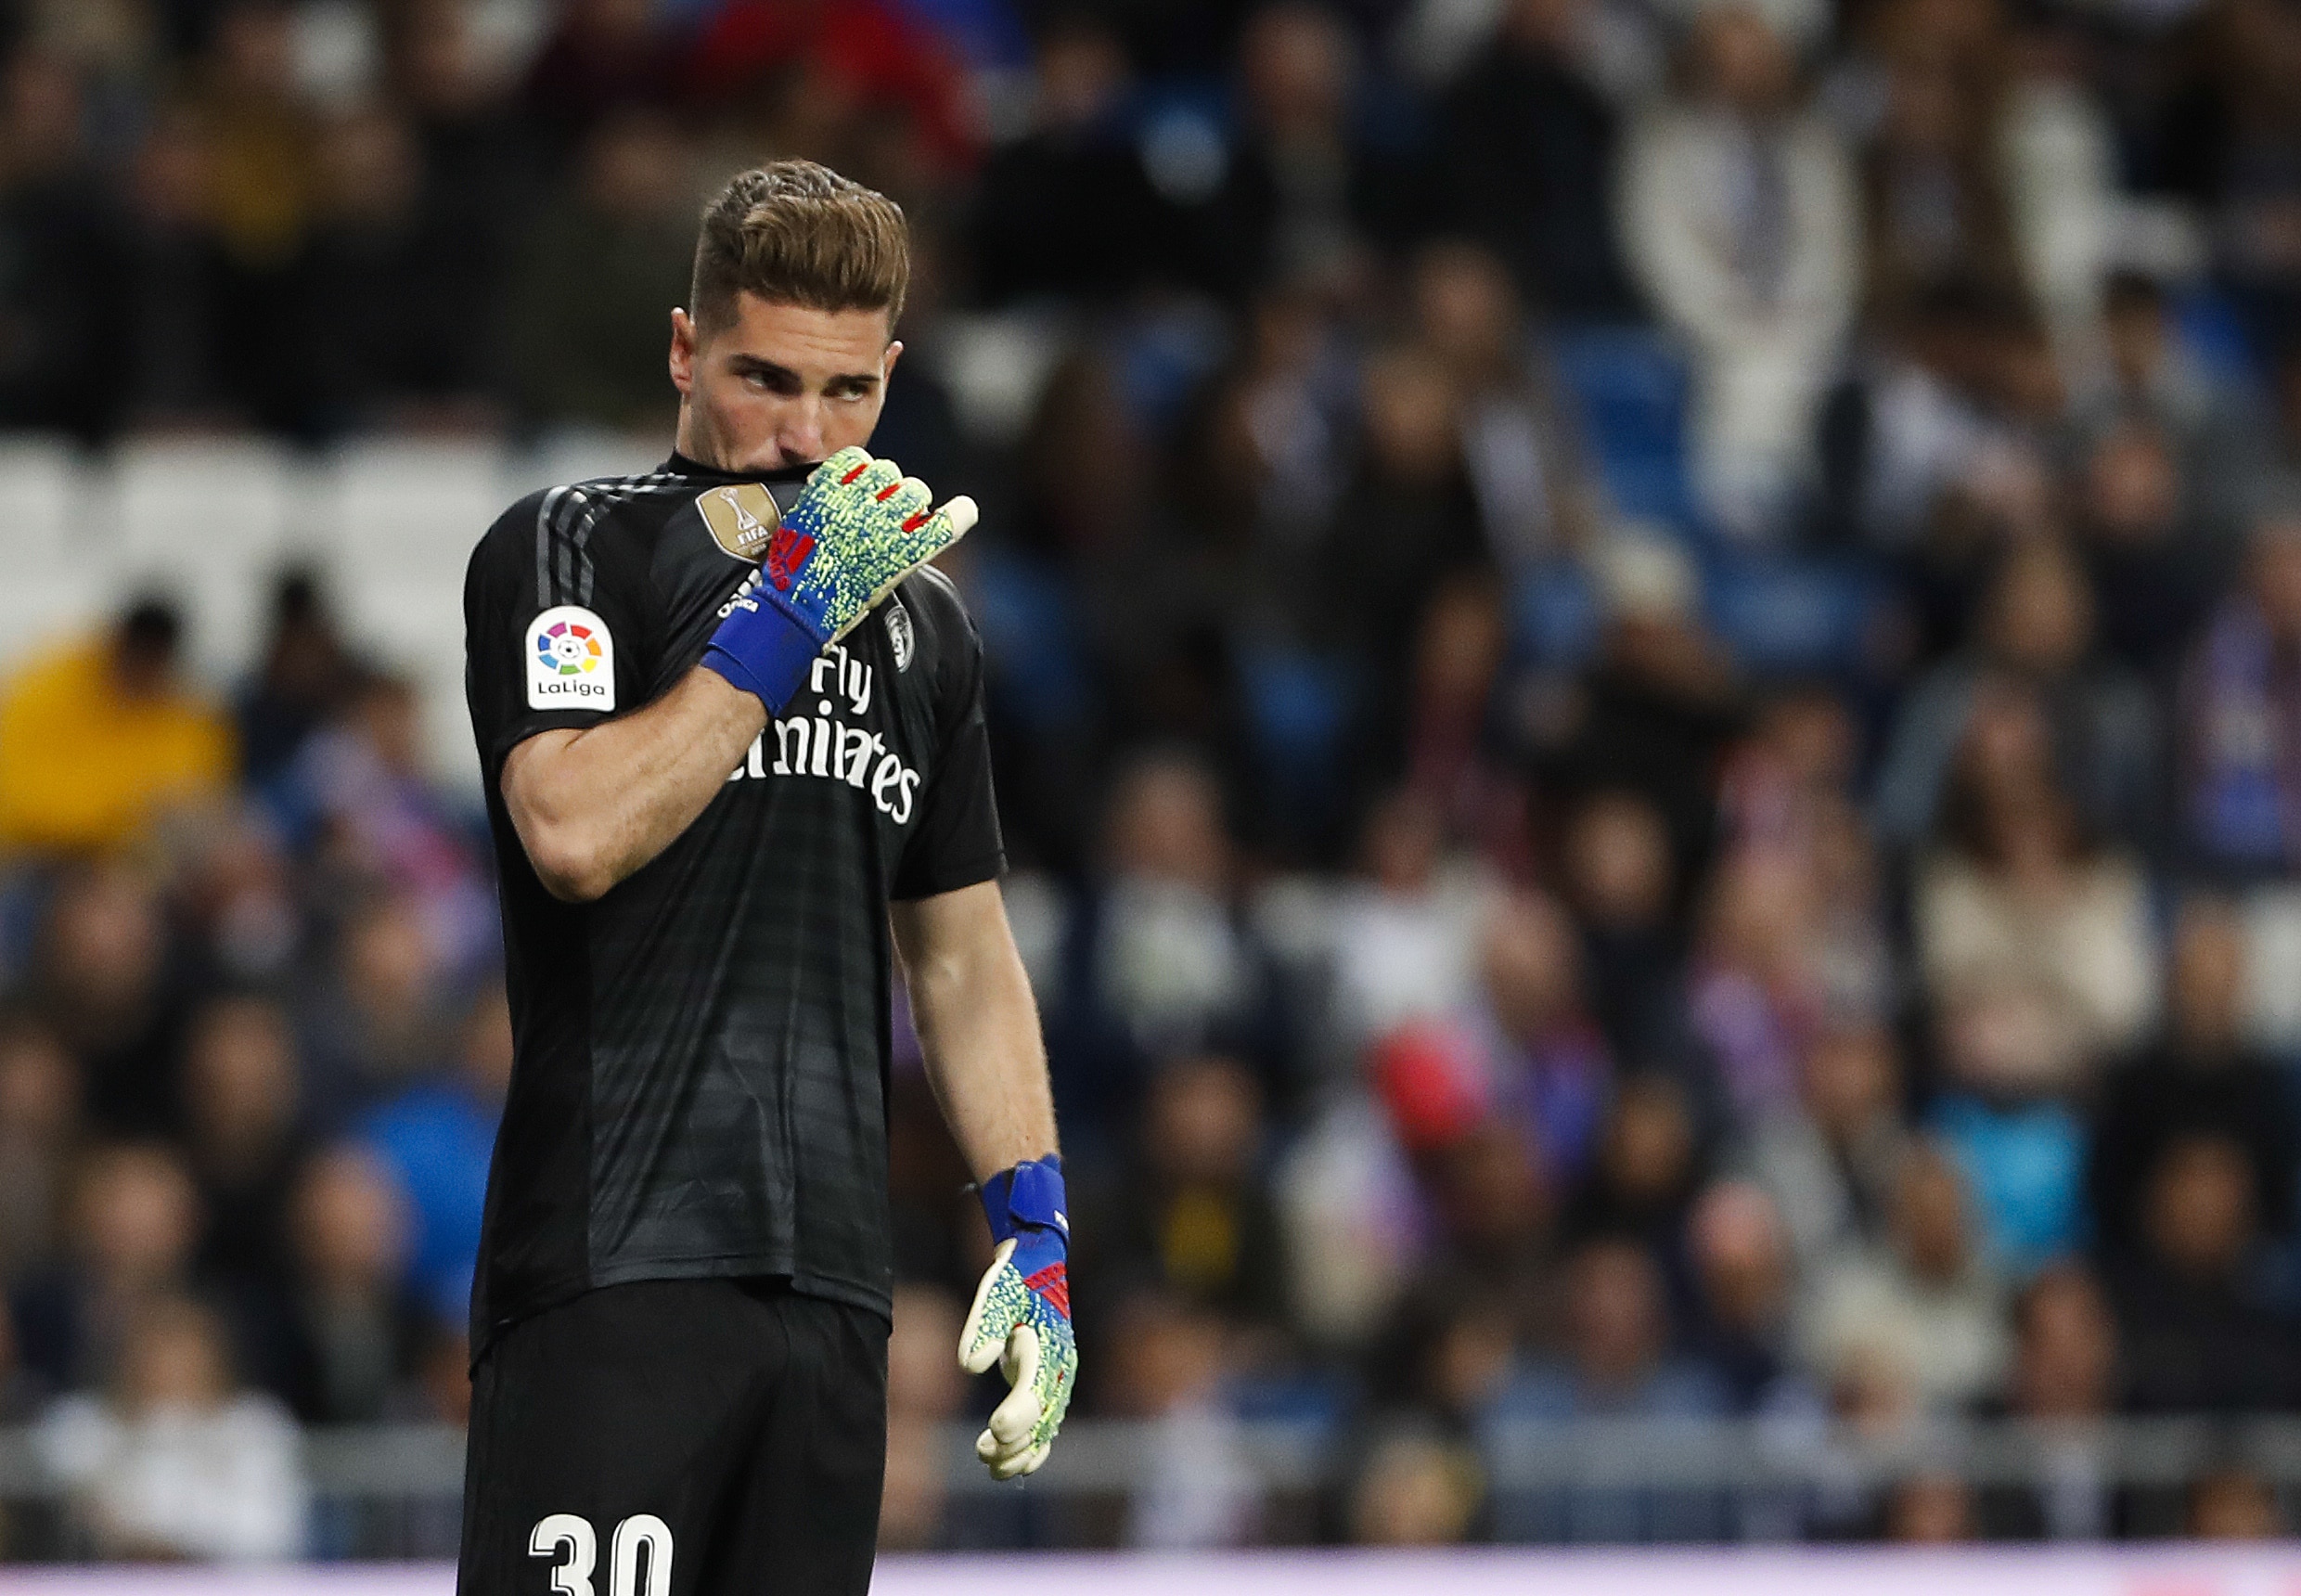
[701,583,824,715]
[979,1154,1067,1247]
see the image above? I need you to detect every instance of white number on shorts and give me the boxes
[611,1513,675,1596]
[529,1513,596,1596]
[529,1513,675,1596]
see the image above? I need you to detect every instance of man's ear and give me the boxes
[882,340,905,382]
[669,307,698,394]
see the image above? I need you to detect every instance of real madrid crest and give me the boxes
[886,596,915,672]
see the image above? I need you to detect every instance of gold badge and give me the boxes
[698,483,783,562]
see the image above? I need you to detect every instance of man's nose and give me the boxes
[779,400,825,467]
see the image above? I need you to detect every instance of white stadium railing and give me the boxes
[0,1416,2295,1561]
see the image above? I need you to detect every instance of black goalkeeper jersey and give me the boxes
[462,453,1003,1350]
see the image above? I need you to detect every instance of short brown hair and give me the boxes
[689,161,910,332]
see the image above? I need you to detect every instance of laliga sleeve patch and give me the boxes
[526,605,616,712]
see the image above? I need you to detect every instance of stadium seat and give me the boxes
[1702,556,1879,676]
[1546,327,1698,534]
[0,434,85,566]
[109,436,304,682]
[1510,561,1602,668]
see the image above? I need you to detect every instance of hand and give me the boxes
[700,446,975,714]
[959,1156,1076,1479]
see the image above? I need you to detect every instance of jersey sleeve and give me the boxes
[464,488,654,785]
[891,576,1006,901]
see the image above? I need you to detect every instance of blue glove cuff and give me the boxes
[980,1155,1066,1244]
[700,585,825,716]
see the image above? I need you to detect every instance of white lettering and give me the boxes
[810,717,834,779]
[841,727,879,787]
[892,766,919,826]
[774,717,807,776]
[871,753,904,813]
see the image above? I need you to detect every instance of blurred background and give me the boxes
[2,0,2301,1568]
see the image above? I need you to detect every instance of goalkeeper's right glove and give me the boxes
[701,446,975,714]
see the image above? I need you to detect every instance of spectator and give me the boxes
[1812,279,2037,558]
[1557,791,1690,1075]
[1562,1075,1705,1255]
[0,51,127,440]
[1882,1471,1976,1542]
[1045,752,1285,1154]
[1321,343,1490,692]
[1619,5,1859,539]
[0,1015,78,1287]
[174,808,302,986]
[1430,0,1641,319]
[13,1144,203,1395]
[39,1294,305,1560]
[2178,514,2301,880]
[32,864,182,1139]
[274,1147,429,1424]
[299,891,452,1121]
[1976,1264,2123,1539]
[1081,1053,1286,1333]
[1798,1142,2010,1412]
[1407,239,1600,566]
[2089,899,2294,1256]
[1855,5,2025,323]
[1329,791,1489,1051]
[687,0,976,187]
[520,0,682,163]
[180,996,306,1303]
[1346,1426,1486,1545]
[1492,1239,1730,1541]
[118,97,233,426]
[1911,681,2158,1092]
[2070,418,2218,681]
[2081,271,2252,485]
[0,602,234,857]
[285,672,495,982]
[1688,849,1829,1126]
[505,109,697,434]
[2186,1464,2286,1538]
[1536,533,1744,907]
[2103,1132,2301,1412]
[358,983,509,1327]
[189,1,323,431]
[1683,1180,1806,1412]
[1465,890,1612,1186]
[1148,5,1404,302]
[1876,537,2157,853]
[298,101,498,434]
[1744,1024,1909,1277]
[1390,572,1526,866]
[1105,1291,1258,1549]
[970,19,1152,304]
[235,571,354,790]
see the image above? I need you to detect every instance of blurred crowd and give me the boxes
[7,0,2301,1562]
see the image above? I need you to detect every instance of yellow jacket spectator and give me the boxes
[0,604,235,856]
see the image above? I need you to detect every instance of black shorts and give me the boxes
[456,1278,891,1596]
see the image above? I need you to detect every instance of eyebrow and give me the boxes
[726,354,880,391]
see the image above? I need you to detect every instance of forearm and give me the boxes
[893,884,1057,1182]
[504,665,766,901]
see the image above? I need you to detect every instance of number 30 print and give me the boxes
[529,1512,674,1596]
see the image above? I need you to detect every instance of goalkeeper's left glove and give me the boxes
[960,1154,1077,1479]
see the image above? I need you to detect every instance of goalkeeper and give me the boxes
[456,161,1073,1596]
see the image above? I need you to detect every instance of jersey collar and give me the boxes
[664,451,818,489]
